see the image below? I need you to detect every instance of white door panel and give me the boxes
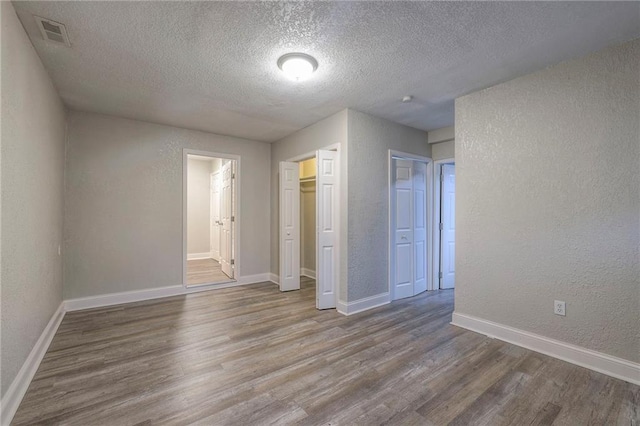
[391,158,428,300]
[210,172,221,261]
[413,161,427,294]
[392,159,414,300]
[316,150,338,309]
[440,164,455,289]
[220,161,233,278]
[279,161,300,291]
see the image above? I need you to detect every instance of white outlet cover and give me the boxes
[554,300,566,316]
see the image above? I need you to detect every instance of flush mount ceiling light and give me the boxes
[277,53,318,81]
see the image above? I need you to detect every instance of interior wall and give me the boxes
[455,39,639,362]
[301,182,316,272]
[64,111,271,299]
[270,109,348,296]
[187,157,212,255]
[346,110,430,302]
[0,2,66,397]
[432,140,455,160]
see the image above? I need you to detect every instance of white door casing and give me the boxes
[440,163,455,289]
[413,161,428,295]
[279,161,300,291]
[210,172,221,261]
[220,161,234,278]
[392,159,415,300]
[316,150,339,309]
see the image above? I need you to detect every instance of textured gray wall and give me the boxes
[1,2,66,397]
[64,112,271,299]
[346,110,430,301]
[270,110,348,298]
[455,39,640,362]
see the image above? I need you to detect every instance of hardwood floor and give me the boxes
[187,258,231,285]
[13,277,639,425]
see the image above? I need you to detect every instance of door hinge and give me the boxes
[231,259,235,265]
[439,222,443,230]
[439,272,443,279]
[232,173,235,179]
[231,216,235,222]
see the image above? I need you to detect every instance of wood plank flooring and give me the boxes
[13,277,639,425]
[187,258,231,285]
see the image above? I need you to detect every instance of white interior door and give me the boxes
[279,161,300,291]
[440,163,455,289]
[210,172,221,261]
[316,150,338,309]
[220,161,233,279]
[392,159,414,300]
[413,161,427,295]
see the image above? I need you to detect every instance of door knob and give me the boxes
[401,235,407,240]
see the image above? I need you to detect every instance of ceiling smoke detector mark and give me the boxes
[34,16,71,47]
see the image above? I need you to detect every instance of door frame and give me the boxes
[432,158,455,290]
[283,143,341,309]
[183,149,241,288]
[387,150,434,298]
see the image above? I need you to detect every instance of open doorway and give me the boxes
[279,147,340,310]
[434,160,455,290]
[183,150,239,287]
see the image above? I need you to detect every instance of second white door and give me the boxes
[391,158,428,300]
[316,149,338,309]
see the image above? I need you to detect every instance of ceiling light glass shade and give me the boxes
[277,53,318,81]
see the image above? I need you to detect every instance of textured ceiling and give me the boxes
[12,1,640,142]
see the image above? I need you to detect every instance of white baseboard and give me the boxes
[336,292,390,316]
[65,285,185,311]
[451,312,640,386]
[301,268,316,279]
[1,302,66,426]
[270,273,279,285]
[235,273,271,286]
[187,252,212,260]
[64,273,273,312]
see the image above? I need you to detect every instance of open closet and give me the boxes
[299,158,316,280]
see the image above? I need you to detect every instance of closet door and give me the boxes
[279,161,300,291]
[316,150,338,309]
[413,161,427,294]
[392,159,414,300]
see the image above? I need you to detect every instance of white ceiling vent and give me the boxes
[34,16,71,47]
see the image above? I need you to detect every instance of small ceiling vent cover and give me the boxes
[34,16,71,47]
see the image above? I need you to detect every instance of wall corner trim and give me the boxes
[1,302,66,426]
[336,292,390,316]
[451,312,640,386]
[301,268,316,280]
[269,273,280,285]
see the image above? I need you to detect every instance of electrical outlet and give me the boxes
[554,300,566,316]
